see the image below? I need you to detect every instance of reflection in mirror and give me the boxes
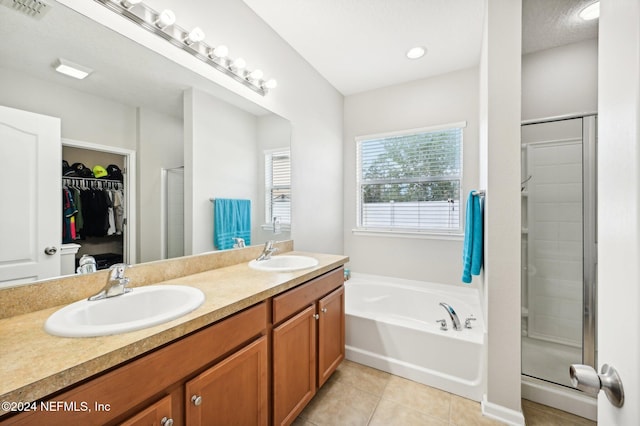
[0,1,291,287]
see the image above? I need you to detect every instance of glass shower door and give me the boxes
[521,116,596,387]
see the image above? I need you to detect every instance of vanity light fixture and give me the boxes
[406,46,426,59]
[579,1,600,20]
[249,69,264,81]
[209,45,229,59]
[263,79,278,89]
[184,27,205,45]
[230,57,247,74]
[154,9,175,29]
[94,0,277,95]
[53,58,93,80]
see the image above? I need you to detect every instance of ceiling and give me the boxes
[243,0,599,96]
[0,0,599,116]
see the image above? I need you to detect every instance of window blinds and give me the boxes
[357,127,463,232]
[265,149,291,224]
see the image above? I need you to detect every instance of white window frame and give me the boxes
[354,122,466,239]
[263,148,291,230]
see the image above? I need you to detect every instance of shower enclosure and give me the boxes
[520,115,597,417]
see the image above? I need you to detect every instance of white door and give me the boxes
[597,0,639,423]
[0,105,61,287]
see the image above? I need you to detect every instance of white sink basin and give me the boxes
[249,255,319,272]
[44,285,205,338]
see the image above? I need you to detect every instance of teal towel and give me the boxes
[214,198,251,250]
[462,191,483,283]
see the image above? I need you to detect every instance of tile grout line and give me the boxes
[365,375,392,425]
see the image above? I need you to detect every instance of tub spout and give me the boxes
[439,302,462,331]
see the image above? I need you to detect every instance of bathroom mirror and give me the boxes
[0,1,291,285]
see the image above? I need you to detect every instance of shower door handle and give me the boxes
[569,364,624,407]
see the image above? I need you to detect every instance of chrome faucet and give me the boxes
[233,237,246,248]
[256,240,278,261]
[88,263,132,301]
[439,302,462,331]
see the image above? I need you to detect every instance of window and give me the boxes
[265,148,291,225]
[356,123,464,234]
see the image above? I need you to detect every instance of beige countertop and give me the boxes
[0,250,348,416]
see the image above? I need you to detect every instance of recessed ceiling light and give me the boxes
[406,46,426,60]
[579,1,600,20]
[53,58,93,80]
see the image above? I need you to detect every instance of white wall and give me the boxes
[479,0,523,424]
[343,68,479,284]
[184,88,259,255]
[522,39,598,121]
[0,67,136,148]
[63,0,345,255]
[137,107,183,262]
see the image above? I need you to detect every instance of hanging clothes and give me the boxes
[62,187,78,243]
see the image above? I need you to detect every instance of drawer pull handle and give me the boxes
[191,395,203,406]
[322,308,328,313]
[314,313,319,320]
[161,417,174,426]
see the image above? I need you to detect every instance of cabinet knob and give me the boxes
[321,308,328,313]
[314,313,319,320]
[191,395,203,406]
[161,417,174,426]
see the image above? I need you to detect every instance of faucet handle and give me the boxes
[436,319,448,331]
[464,317,477,329]
[109,263,128,280]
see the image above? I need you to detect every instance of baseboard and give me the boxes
[481,396,526,426]
[521,375,597,421]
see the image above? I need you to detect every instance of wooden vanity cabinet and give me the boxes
[2,302,268,426]
[185,336,268,426]
[1,266,346,426]
[272,267,345,425]
[120,394,173,426]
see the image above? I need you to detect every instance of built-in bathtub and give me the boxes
[345,273,486,401]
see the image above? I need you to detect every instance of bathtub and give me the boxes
[345,273,486,401]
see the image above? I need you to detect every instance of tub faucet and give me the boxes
[256,240,278,261]
[88,263,132,301]
[439,302,462,331]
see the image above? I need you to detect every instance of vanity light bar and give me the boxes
[94,0,276,96]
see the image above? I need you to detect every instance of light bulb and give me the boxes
[249,69,264,80]
[209,45,228,59]
[406,46,426,59]
[231,57,246,70]
[155,9,175,29]
[185,27,205,45]
[263,79,277,89]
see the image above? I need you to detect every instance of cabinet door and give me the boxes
[120,395,173,426]
[317,286,345,387]
[272,305,317,426]
[185,336,268,426]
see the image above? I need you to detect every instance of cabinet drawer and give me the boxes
[272,267,343,325]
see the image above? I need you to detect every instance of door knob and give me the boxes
[44,246,57,255]
[569,364,624,407]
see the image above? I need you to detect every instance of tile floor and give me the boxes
[294,360,597,426]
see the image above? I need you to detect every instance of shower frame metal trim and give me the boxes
[521,112,598,371]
